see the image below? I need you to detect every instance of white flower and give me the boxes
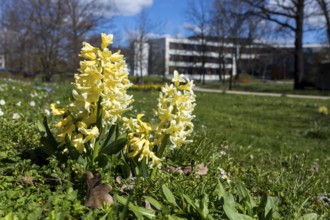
[16,101,21,106]
[220,151,226,156]
[0,99,5,105]
[56,100,61,104]
[44,109,51,116]
[0,109,4,116]
[12,113,21,120]
[29,101,36,107]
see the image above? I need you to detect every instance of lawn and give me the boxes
[196,76,330,97]
[0,77,329,219]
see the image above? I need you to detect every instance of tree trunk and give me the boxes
[294,0,305,90]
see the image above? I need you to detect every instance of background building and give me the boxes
[133,36,329,83]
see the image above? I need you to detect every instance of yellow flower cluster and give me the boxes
[123,71,196,165]
[123,114,161,165]
[155,70,196,148]
[131,83,164,91]
[319,106,329,115]
[51,33,132,152]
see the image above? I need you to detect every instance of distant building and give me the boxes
[133,36,330,83]
[135,36,247,80]
[0,54,5,69]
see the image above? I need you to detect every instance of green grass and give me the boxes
[197,76,330,96]
[0,78,329,219]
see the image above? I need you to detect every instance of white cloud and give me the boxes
[112,0,153,16]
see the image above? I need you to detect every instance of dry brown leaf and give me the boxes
[84,171,114,209]
[195,163,208,176]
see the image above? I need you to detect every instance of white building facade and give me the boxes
[135,37,254,80]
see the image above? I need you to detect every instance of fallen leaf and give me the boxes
[84,171,114,209]
[195,163,208,176]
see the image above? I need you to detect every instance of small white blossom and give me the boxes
[29,101,36,107]
[56,100,61,104]
[44,109,51,116]
[16,101,21,106]
[0,109,4,116]
[12,113,21,120]
[0,99,5,105]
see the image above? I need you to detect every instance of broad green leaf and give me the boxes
[223,204,239,220]
[101,124,116,150]
[167,215,187,220]
[236,182,256,214]
[182,194,197,209]
[224,205,253,220]
[95,154,109,168]
[100,137,127,155]
[162,184,178,207]
[264,196,275,218]
[65,134,80,159]
[129,204,156,219]
[40,117,58,155]
[143,196,163,210]
[298,213,318,220]
[115,194,128,205]
[258,196,276,219]
[96,96,103,131]
[214,180,226,199]
[201,193,210,219]
[115,195,155,219]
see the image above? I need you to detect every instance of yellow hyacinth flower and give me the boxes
[51,33,132,153]
[155,71,196,149]
[50,103,66,116]
[319,106,329,115]
[101,33,113,49]
[80,42,97,60]
[123,114,161,166]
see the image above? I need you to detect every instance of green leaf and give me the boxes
[182,194,197,209]
[258,196,276,219]
[115,195,155,219]
[236,182,256,215]
[143,196,163,210]
[298,213,318,220]
[162,184,178,207]
[200,193,210,218]
[167,215,186,220]
[39,117,58,156]
[129,204,156,219]
[65,134,80,159]
[95,154,109,168]
[223,205,253,220]
[100,137,127,155]
[223,204,238,220]
[214,180,226,199]
[100,124,117,150]
[115,194,128,205]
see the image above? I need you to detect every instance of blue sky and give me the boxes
[108,0,324,46]
[111,0,190,45]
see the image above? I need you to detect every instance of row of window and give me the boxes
[169,66,231,75]
[169,54,232,64]
[168,42,283,54]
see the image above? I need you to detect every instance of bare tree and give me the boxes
[127,8,163,81]
[317,0,330,44]
[1,0,113,81]
[242,0,315,89]
[64,0,113,69]
[210,0,262,89]
[185,0,211,84]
